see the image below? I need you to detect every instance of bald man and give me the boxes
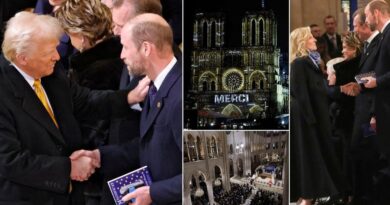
[71,13,182,205]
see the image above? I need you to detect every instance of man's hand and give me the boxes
[370,116,376,132]
[70,156,96,181]
[340,82,361,96]
[122,186,152,205]
[69,149,101,181]
[327,72,336,86]
[362,76,377,88]
[70,149,101,168]
[127,76,150,105]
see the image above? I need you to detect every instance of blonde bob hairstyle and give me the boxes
[2,12,63,62]
[289,27,313,63]
[343,31,362,57]
[55,0,113,46]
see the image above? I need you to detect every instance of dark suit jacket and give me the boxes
[99,58,182,205]
[139,59,182,205]
[372,24,390,158]
[0,56,130,205]
[321,33,343,58]
[351,33,381,149]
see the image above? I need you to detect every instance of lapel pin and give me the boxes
[157,101,161,108]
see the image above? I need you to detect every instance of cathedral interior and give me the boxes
[183,131,288,205]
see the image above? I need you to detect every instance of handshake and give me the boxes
[69,149,101,181]
[340,82,361,96]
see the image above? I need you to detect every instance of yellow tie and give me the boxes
[33,79,58,128]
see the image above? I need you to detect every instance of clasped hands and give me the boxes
[69,149,100,181]
[340,82,361,96]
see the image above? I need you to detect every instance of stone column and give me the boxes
[244,133,252,176]
[184,188,192,205]
[206,181,215,205]
[194,139,200,161]
[185,137,191,162]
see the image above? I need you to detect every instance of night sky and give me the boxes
[183,0,289,90]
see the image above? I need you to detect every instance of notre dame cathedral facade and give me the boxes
[185,5,288,129]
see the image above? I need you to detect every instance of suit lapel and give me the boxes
[140,62,181,139]
[359,34,381,67]
[7,65,66,145]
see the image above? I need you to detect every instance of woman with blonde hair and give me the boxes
[290,27,344,205]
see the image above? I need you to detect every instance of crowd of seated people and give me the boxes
[250,190,282,205]
[214,183,252,205]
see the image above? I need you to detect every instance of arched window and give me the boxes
[211,21,216,47]
[251,20,256,46]
[203,21,208,48]
[252,81,256,89]
[202,81,208,91]
[260,19,264,46]
[211,81,216,91]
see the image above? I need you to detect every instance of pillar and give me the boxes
[206,181,215,205]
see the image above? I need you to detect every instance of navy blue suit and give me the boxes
[139,59,182,205]
[99,58,182,205]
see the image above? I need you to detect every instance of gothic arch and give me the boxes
[249,70,266,90]
[214,165,223,179]
[201,20,209,48]
[198,71,217,91]
[211,21,216,47]
[221,104,243,118]
[185,169,209,188]
[249,104,263,118]
[259,18,264,46]
[251,19,256,46]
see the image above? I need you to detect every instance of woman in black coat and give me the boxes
[290,27,344,205]
[56,0,123,204]
[326,32,362,201]
[56,0,123,148]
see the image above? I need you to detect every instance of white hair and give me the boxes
[326,57,345,74]
[2,11,63,62]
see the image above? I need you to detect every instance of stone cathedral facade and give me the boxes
[186,6,287,128]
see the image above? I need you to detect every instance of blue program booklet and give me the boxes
[107,166,153,205]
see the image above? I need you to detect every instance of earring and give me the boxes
[80,37,85,52]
